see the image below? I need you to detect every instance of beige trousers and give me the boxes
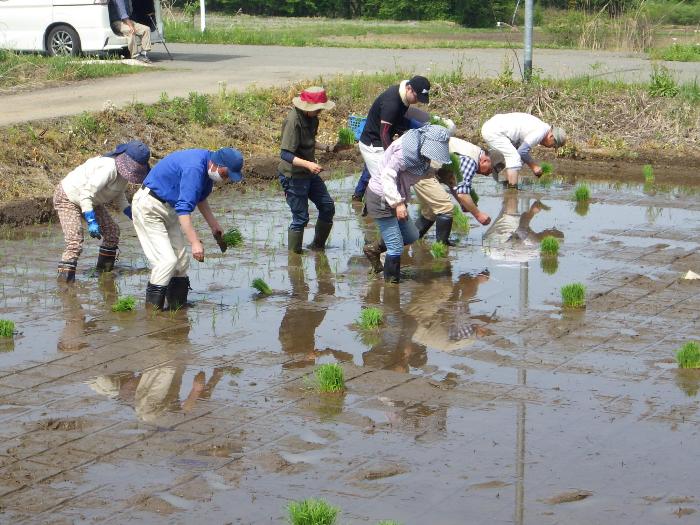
[111,20,152,57]
[413,177,453,221]
[132,187,189,286]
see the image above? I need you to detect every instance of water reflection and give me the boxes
[675,369,700,397]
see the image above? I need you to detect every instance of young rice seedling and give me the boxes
[561,283,586,308]
[111,296,136,312]
[540,236,560,256]
[287,498,339,525]
[0,319,14,338]
[337,127,356,146]
[676,341,700,369]
[430,241,448,259]
[358,307,383,329]
[314,363,345,393]
[574,184,590,202]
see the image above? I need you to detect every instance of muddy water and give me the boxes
[0,167,698,523]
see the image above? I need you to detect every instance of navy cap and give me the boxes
[104,140,150,165]
[407,75,430,103]
[211,148,244,182]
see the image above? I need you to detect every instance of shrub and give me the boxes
[430,241,448,259]
[314,364,345,393]
[0,319,15,338]
[252,278,272,295]
[111,296,136,312]
[358,307,383,329]
[540,236,560,256]
[561,283,586,308]
[676,341,700,369]
[574,184,590,202]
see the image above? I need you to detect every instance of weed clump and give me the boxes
[252,278,272,295]
[315,363,345,393]
[676,341,700,369]
[111,296,136,312]
[649,66,680,98]
[0,319,15,338]
[574,184,590,202]
[642,164,654,182]
[541,162,553,176]
[337,127,356,146]
[430,241,448,259]
[452,205,470,234]
[540,236,560,256]
[287,498,339,525]
[561,283,586,308]
[358,307,383,329]
[222,227,243,247]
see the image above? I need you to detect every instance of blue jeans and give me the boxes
[375,216,419,257]
[353,165,371,197]
[279,173,335,231]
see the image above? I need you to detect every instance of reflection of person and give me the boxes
[414,138,505,244]
[352,76,432,201]
[109,0,153,63]
[483,192,563,261]
[132,147,243,311]
[54,141,150,282]
[481,113,565,187]
[278,87,339,253]
[87,366,224,423]
[362,125,451,282]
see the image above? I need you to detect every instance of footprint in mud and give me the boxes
[358,463,408,481]
[38,418,84,431]
[469,480,510,490]
[544,490,593,504]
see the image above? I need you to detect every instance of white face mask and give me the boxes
[208,166,223,183]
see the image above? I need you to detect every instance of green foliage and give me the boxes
[0,319,15,338]
[649,66,680,98]
[561,283,586,308]
[111,296,136,312]
[430,241,448,259]
[541,162,553,176]
[453,205,470,234]
[358,307,383,329]
[188,92,212,125]
[574,184,590,202]
[252,278,272,295]
[676,341,700,369]
[448,153,463,182]
[642,164,654,182]
[337,127,356,146]
[651,43,700,63]
[314,364,346,393]
[644,1,700,25]
[71,112,106,137]
[223,227,243,247]
[287,498,339,525]
[540,236,560,256]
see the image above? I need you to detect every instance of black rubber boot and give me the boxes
[96,245,118,273]
[435,213,456,246]
[166,276,190,311]
[145,282,167,311]
[363,240,386,274]
[415,215,435,239]
[307,220,333,251]
[288,229,304,254]
[57,260,77,283]
[383,255,401,283]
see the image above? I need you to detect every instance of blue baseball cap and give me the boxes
[104,140,150,165]
[211,148,244,182]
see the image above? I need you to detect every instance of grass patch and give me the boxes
[222,227,243,247]
[430,241,448,259]
[561,283,586,308]
[650,43,700,62]
[573,184,591,202]
[642,164,654,183]
[314,363,346,393]
[337,127,356,146]
[541,161,553,176]
[287,497,339,525]
[0,49,144,92]
[649,66,680,98]
[111,296,136,312]
[676,341,700,369]
[358,307,383,330]
[540,236,560,256]
[453,205,470,234]
[252,278,272,295]
[0,319,15,338]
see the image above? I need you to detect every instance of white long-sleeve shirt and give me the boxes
[483,112,550,167]
[60,156,129,213]
[367,137,431,207]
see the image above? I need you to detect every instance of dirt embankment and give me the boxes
[1,75,698,226]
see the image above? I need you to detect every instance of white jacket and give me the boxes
[60,156,129,213]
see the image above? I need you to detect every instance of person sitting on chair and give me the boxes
[109,0,153,63]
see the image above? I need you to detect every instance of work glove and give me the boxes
[408,118,425,130]
[123,206,132,220]
[83,210,102,239]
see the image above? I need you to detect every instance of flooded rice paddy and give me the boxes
[0,168,699,524]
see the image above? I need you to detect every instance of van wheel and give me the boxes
[47,25,81,56]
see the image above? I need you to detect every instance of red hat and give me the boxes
[292,86,336,111]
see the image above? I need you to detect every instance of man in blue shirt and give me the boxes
[132,148,244,311]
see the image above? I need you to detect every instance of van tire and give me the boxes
[47,25,81,57]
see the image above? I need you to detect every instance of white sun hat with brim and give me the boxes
[292,86,336,112]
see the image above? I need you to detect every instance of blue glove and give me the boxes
[83,210,102,239]
[408,118,425,130]
[123,206,132,220]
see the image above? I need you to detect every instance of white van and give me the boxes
[0,0,164,56]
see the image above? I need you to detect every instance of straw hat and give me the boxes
[292,87,336,112]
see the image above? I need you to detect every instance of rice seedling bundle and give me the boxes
[337,127,356,146]
[0,319,14,338]
[452,205,470,234]
[541,161,553,176]
[676,341,700,369]
[314,364,345,393]
[430,241,448,259]
[561,283,586,308]
[358,307,383,329]
[540,236,560,256]
[222,227,243,247]
[287,498,339,525]
[574,184,590,202]
[642,164,654,182]
[252,278,272,295]
[111,296,136,312]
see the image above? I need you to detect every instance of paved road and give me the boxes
[3,43,700,125]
